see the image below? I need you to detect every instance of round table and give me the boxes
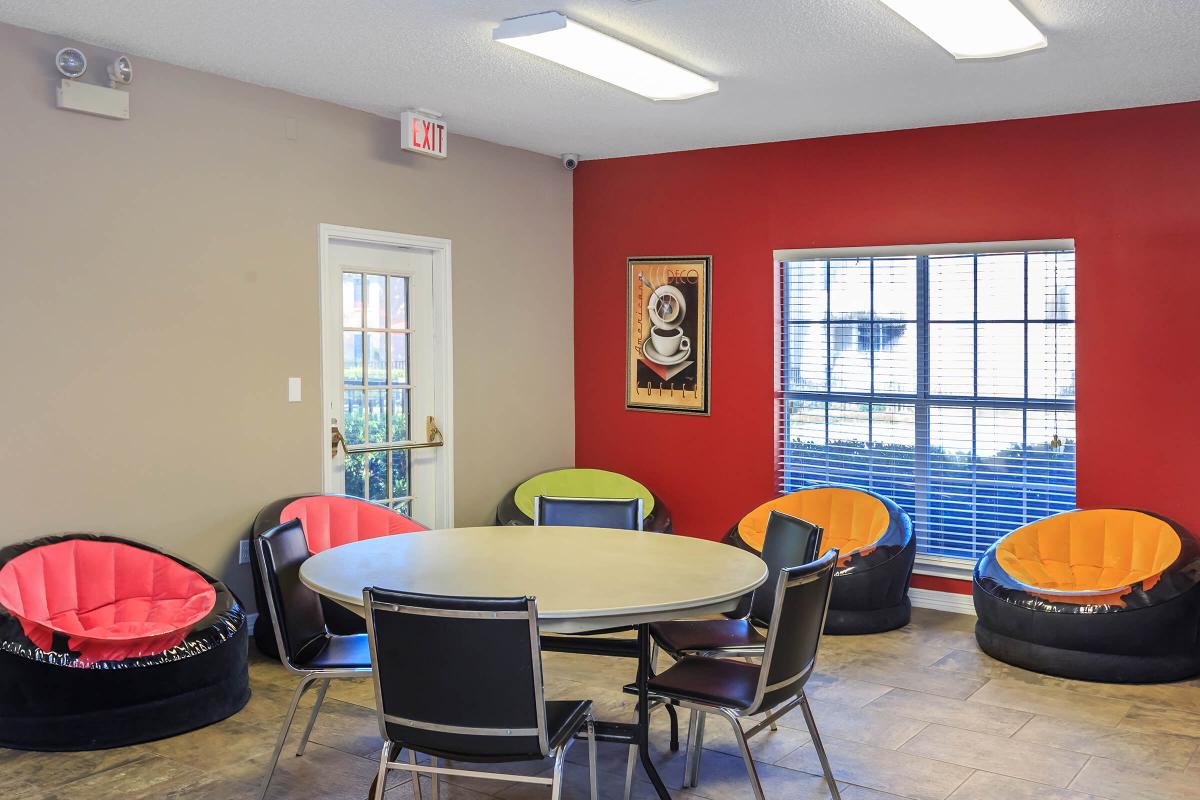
[299,525,767,799]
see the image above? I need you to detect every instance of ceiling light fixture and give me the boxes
[493,11,717,101]
[877,0,1046,60]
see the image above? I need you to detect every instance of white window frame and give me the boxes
[774,239,1074,581]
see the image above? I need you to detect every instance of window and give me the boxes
[341,271,413,517]
[778,246,1076,563]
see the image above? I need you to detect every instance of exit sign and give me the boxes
[401,110,448,159]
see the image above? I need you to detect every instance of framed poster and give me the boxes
[626,256,711,415]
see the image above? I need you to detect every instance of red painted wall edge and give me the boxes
[573,102,1200,593]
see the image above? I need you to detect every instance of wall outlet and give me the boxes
[239,539,251,565]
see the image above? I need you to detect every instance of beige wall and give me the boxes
[0,23,574,607]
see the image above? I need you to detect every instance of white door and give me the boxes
[320,226,453,528]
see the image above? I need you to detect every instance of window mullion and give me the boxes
[915,256,931,547]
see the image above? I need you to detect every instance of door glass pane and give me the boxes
[389,333,409,385]
[389,276,409,329]
[343,332,363,386]
[390,390,410,442]
[343,390,365,445]
[366,390,387,444]
[391,451,411,499]
[344,453,365,499]
[365,274,386,328]
[367,451,388,501]
[366,333,387,385]
[342,273,363,327]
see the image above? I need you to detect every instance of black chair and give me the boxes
[533,495,684,751]
[255,520,373,800]
[629,551,842,800]
[362,588,598,800]
[533,496,644,530]
[650,511,823,658]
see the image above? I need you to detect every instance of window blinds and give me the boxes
[779,250,1076,562]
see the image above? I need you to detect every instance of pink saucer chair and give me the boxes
[249,494,425,657]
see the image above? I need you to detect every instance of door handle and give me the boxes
[331,424,349,458]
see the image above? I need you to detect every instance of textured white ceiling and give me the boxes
[2,0,1198,159]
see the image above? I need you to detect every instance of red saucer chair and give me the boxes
[250,494,426,657]
[0,534,248,750]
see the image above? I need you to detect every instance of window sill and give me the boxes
[914,554,975,582]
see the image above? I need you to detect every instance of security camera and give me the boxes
[55,48,87,79]
[107,55,133,86]
[561,153,580,171]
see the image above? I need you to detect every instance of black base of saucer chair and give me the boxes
[973,578,1200,684]
[825,536,916,635]
[0,626,249,751]
[974,623,1200,685]
[824,598,911,636]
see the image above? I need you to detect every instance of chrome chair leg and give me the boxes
[799,692,841,799]
[681,710,699,789]
[373,743,389,800]
[622,704,640,800]
[622,742,637,800]
[550,746,568,800]
[296,678,329,756]
[587,717,599,800]
[687,710,706,788]
[258,673,317,800]
[409,748,424,800]
[719,708,765,800]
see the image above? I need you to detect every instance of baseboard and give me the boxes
[910,588,976,616]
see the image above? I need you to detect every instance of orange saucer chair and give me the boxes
[974,509,1200,683]
[250,494,425,657]
[732,485,915,634]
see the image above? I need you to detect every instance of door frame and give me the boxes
[317,223,455,527]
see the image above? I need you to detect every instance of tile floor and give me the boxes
[4,607,1200,800]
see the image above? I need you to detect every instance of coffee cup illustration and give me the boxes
[651,326,690,357]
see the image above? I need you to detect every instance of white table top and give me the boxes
[299,526,768,634]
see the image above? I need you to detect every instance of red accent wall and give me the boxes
[573,102,1200,593]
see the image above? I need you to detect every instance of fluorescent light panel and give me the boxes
[878,0,1046,59]
[493,12,717,101]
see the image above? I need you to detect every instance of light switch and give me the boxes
[288,377,302,402]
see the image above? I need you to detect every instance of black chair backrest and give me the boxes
[750,511,824,625]
[533,496,644,531]
[363,588,549,760]
[255,519,329,666]
[754,549,838,712]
